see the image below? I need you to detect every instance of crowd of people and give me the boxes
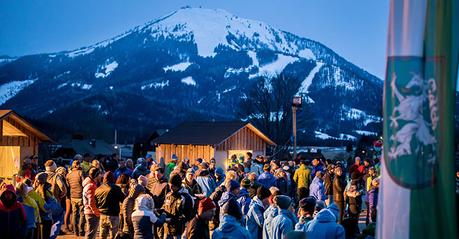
[0,151,381,239]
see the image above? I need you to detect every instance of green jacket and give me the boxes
[293,165,312,189]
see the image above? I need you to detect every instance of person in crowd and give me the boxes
[196,164,217,197]
[34,172,54,239]
[116,174,131,197]
[247,172,262,198]
[92,159,106,174]
[368,178,379,223]
[162,174,194,239]
[104,153,119,173]
[82,153,93,176]
[269,195,297,239]
[245,186,271,239]
[183,168,204,213]
[185,197,216,239]
[258,164,276,188]
[310,171,327,201]
[132,158,150,180]
[363,167,377,225]
[19,157,37,181]
[208,158,217,178]
[262,187,281,239]
[44,161,67,238]
[304,206,345,239]
[293,160,312,200]
[218,180,242,222]
[131,194,166,239]
[214,167,226,187]
[349,157,365,178]
[114,158,133,179]
[311,158,324,176]
[333,166,346,223]
[245,153,263,176]
[126,159,135,171]
[95,171,126,239]
[165,154,178,179]
[67,160,86,237]
[0,184,27,239]
[16,182,39,239]
[83,168,101,239]
[212,197,250,239]
[238,178,252,217]
[323,164,334,206]
[275,169,289,195]
[345,172,363,235]
[120,183,145,238]
[295,196,316,232]
[147,165,169,209]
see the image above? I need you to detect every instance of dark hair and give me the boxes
[246,152,253,158]
[116,174,130,185]
[89,167,100,180]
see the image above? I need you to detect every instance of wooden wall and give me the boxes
[0,117,39,153]
[156,144,215,165]
[216,126,266,152]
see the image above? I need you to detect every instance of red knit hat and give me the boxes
[198,197,216,215]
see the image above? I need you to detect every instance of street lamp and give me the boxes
[292,96,302,160]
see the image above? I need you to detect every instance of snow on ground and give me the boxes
[181,76,196,86]
[81,84,92,90]
[315,131,333,140]
[249,54,298,79]
[95,60,118,78]
[0,79,36,105]
[315,131,358,141]
[57,82,68,89]
[298,48,316,60]
[222,86,236,93]
[141,81,169,90]
[354,130,378,136]
[297,62,324,94]
[163,62,192,72]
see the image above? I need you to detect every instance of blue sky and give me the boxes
[0,0,389,78]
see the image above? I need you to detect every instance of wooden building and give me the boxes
[0,110,51,180]
[153,121,276,168]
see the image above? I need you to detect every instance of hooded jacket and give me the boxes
[212,214,251,239]
[218,191,242,221]
[162,188,194,236]
[309,177,327,201]
[262,205,279,239]
[83,177,99,216]
[305,209,345,239]
[237,188,252,216]
[94,182,126,216]
[257,172,276,189]
[293,165,312,189]
[269,209,298,239]
[196,172,216,197]
[121,184,145,234]
[132,194,165,239]
[0,185,26,239]
[245,196,265,239]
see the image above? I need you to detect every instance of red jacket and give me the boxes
[83,177,100,216]
[0,185,26,239]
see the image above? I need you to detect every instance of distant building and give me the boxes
[0,110,51,180]
[53,137,115,159]
[153,121,276,169]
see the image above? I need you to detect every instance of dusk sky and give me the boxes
[0,0,390,78]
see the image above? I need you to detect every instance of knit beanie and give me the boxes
[45,160,57,172]
[221,200,242,220]
[198,197,216,215]
[299,196,316,213]
[256,186,271,200]
[169,173,182,188]
[35,172,48,184]
[274,195,292,210]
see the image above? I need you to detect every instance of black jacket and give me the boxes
[333,175,346,202]
[95,183,125,216]
[185,215,210,239]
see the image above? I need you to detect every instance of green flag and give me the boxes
[378,0,458,238]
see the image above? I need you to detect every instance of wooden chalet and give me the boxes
[153,121,276,168]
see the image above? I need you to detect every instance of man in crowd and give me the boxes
[185,197,216,239]
[66,160,85,237]
[293,160,312,200]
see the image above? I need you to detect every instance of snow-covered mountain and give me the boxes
[0,7,383,142]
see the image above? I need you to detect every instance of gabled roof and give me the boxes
[60,139,114,156]
[153,121,276,146]
[0,110,52,141]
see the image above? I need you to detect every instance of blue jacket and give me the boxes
[196,176,216,197]
[258,172,276,188]
[269,209,298,239]
[311,164,324,176]
[114,167,133,179]
[262,205,279,239]
[309,177,327,201]
[212,215,251,239]
[237,188,252,216]
[305,209,345,239]
[368,187,379,209]
[245,197,265,239]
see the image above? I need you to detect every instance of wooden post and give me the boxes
[292,105,297,161]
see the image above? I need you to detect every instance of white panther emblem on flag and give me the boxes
[387,72,437,164]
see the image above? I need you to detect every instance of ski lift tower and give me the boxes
[292,96,302,160]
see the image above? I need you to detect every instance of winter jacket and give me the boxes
[305,209,345,239]
[309,177,327,201]
[66,168,84,199]
[132,165,150,179]
[245,196,265,239]
[114,167,133,180]
[269,209,297,239]
[248,163,263,176]
[295,215,314,233]
[165,162,176,179]
[345,185,362,215]
[258,172,276,188]
[185,215,210,239]
[262,205,279,239]
[121,184,145,234]
[0,185,27,239]
[323,171,333,195]
[218,191,242,221]
[95,182,125,216]
[18,194,39,228]
[237,188,252,216]
[47,170,67,201]
[275,177,289,195]
[196,175,216,197]
[368,187,379,209]
[293,165,312,189]
[83,177,100,216]
[311,164,324,176]
[212,215,251,239]
[132,194,165,239]
[162,188,194,236]
[333,175,346,202]
[147,176,169,209]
